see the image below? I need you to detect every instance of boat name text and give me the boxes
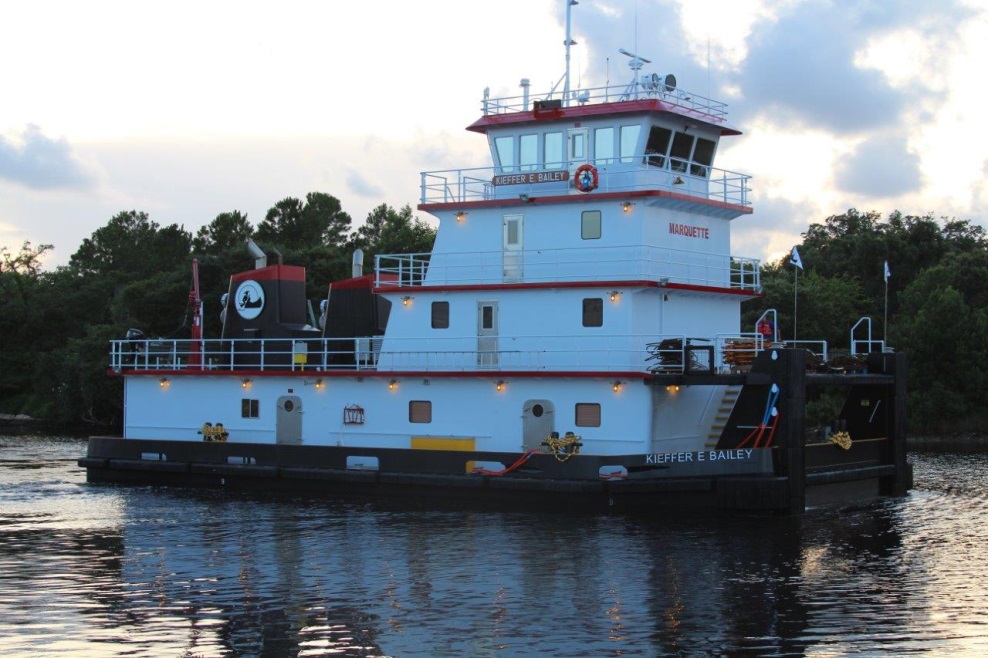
[646,449,754,464]
[492,170,570,186]
[669,222,710,239]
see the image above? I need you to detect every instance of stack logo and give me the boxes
[235,280,265,320]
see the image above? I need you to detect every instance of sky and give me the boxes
[2,0,986,270]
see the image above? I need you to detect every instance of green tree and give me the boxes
[255,193,352,250]
[192,210,254,255]
[70,210,191,280]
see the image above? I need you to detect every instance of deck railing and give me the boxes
[420,156,750,207]
[481,80,729,121]
[109,333,797,376]
[376,246,761,291]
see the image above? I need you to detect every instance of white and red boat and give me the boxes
[80,4,910,512]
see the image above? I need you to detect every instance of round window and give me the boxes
[532,404,544,417]
[284,400,294,412]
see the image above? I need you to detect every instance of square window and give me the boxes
[581,210,601,240]
[582,298,603,327]
[575,403,601,427]
[241,398,259,418]
[431,301,449,329]
[409,400,432,423]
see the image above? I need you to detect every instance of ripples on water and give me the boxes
[1,435,986,657]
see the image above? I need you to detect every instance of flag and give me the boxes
[790,247,803,270]
[884,260,891,282]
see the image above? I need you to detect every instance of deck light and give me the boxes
[401,296,412,306]
[609,290,621,302]
[159,377,169,388]
[622,201,634,214]
[314,379,325,390]
[388,379,398,391]
[455,211,467,222]
[612,381,622,392]
[495,380,505,392]
[241,377,252,389]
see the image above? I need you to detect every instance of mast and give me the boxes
[563,0,577,105]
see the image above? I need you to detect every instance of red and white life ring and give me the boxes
[573,164,599,193]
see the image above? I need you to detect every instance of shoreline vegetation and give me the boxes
[3,206,987,435]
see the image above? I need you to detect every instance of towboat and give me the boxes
[80,4,911,512]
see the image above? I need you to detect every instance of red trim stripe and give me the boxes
[375,279,759,298]
[419,189,751,216]
[230,264,306,283]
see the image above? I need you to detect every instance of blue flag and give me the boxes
[884,260,891,282]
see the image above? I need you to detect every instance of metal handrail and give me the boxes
[375,246,761,291]
[419,156,750,207]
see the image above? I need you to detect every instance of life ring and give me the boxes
[573,164,599,193]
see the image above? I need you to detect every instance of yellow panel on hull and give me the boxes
[411,437,476,451]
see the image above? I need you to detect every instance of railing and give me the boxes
[482,80,729,122]
[420,156,750,207]
[111,332,798,377]
[376,246,761,291]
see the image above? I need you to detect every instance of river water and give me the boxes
[1,434,986,657]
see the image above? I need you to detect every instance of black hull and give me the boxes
[79,436,911,513]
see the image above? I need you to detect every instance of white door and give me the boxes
[276,395,303,445]
[522,399,555,451]
[477,302,498,367]
[503,214,523,282]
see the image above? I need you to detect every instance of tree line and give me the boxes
[0,193,435,428]
[1,205,985,434]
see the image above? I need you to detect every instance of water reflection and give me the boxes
[1,437,987,656]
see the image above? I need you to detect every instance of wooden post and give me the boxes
[886,352,910,495]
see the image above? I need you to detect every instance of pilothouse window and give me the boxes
[495,136,515,172]
[519,134,537,171]
[620,125,641,163]
[645,126,672,167]
[544,132,563,169]
[669,131,694,172]
[594,128,614,165]
[691,138,716,177]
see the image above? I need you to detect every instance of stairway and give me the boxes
[706,385,742,449]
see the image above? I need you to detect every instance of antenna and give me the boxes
[563,0,578,105]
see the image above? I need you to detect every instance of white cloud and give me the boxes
[1,0,986,269]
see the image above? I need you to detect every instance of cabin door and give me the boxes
[522,399,555,451]
[502,214,523,282]
[477,302,499,368]
[276,395,303,445]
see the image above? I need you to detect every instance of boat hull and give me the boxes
[79,436,908,513]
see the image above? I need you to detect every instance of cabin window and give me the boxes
[241,399,259,419]
[669,131,695,172]
[544,132,563,169]
[519,134,537,171]
[581,210,601,240]
[582,298,603,327]
[409,400,432,423]
[594,127,614,165]
[575,403,601,427]
[431,301,449,329]
[620,125,641,163]
[644,126,672,167]
[691,137,716,177]
[495,136,515,172]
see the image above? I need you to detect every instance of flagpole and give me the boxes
[884,261,889,345]
[793,266,798,343]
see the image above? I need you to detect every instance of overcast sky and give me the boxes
[2,0,985,269]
